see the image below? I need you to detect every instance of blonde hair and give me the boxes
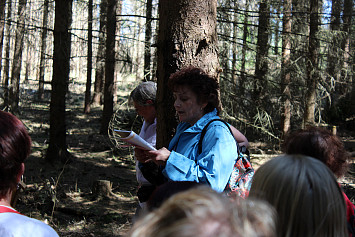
[129,186,276,237]
[250,154,348,237]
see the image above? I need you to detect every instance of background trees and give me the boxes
[46,0,73,163]
[0,0,353,156]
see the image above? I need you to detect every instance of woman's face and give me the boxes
[173,85,206,125]
[133,101,156,124]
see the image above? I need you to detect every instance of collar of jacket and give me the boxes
[181,108,219,134]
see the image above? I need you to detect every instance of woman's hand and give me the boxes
[148,148,171,166]
[135,148,152,163]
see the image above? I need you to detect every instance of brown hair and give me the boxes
[0,111,31,198]
[282,126,349,177]
[168,67,220,115]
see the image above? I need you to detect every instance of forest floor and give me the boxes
[10,83,355,237]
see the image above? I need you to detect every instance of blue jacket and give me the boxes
[163,109,238,192]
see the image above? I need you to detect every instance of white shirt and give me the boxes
[135,118,157,187]
[0,209,59,237]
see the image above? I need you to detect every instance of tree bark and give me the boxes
[37,0,49,100]
[46,0,73,163]
[340,0,352,90]
[280,0,292,138]
[92,180,114,199]
[84,0,93,114]
[100,0,117,134]
[254,0,270,106]
[291,0,308,103]
[113,0,122,104]
[156,0,219,148]
[273,4,280,55]
[240,3,249,98]
[2,0,11,109]
[143,0,153,81]
[24,2,32,83]
[231,1,238,85]
[327,0,341,83]
[91,0,107,106]
[9,0,27,112]
[219,0,231,83]
[303,0,319,127]
[0,0,6,81]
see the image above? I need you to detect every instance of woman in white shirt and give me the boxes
[130,81,160,214]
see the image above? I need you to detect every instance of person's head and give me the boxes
[249,154,348,237]
[0,111,31,199]
[168,67,220,125]
[282,126,349,178]
[130,81,157,123]
[147,181,202,211]
[234,198,277,237]
[130,186,276,237]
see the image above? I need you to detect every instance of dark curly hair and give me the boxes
[0,111,31,198]
[168,67,220,115]
[282,126,349,178]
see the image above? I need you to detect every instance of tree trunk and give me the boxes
[327,0,341,83]
[91,0,107,106]
[303,0,319,127]
[143,0,153,81]
[231,2,238,85]
[291,0,308,110]
[156,0,219,148]
[324,0,342,119]
[113,0,122,104]
[0,0,6,81]
[240,3,249,98]
[273,4,280,55]
[38,0,49,100]
[9,0,27,112]
[2,0,11,109]
[84,0,93,114]
[219,0,231,83]
[340,0,352,92]
[92,180,114,199]
[24,2,32,83]
[46,0,73,163]
[100,0,117,134]
[280,0,292,138]
[254,0,270,106]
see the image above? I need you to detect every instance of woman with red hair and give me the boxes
[0,110,58,236]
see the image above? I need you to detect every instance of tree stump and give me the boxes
[92,180,114,199]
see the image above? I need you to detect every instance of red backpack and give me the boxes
[198,119,254,199]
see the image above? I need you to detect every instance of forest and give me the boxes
[0,0,354,236]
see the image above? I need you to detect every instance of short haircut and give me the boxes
[282,126,349,177]
[168,67,220,115]
[250,154,348,237]
[0,111,31,198]
[130,81,157,106]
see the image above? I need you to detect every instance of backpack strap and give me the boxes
[198,119,233,154]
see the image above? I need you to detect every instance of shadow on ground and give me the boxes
[15,90,140,236]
